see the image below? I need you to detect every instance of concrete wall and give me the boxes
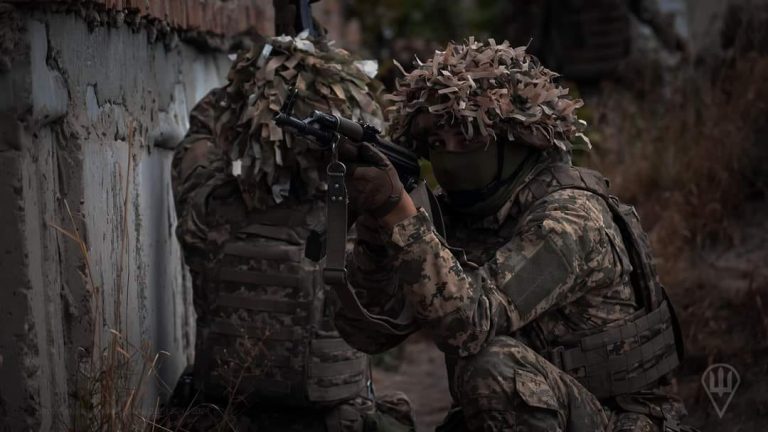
[0,7,231,430]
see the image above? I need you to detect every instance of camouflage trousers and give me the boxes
[157,392,416,432]
[444,336,684,432]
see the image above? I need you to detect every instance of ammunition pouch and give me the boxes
[549,300,680,399]
[529,164,685,399]
[194,205,368,408]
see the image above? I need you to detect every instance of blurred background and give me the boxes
[313,1,768,430]
[0,0,765,431]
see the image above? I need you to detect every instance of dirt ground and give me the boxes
[372,337,452,431]
[672,202,768,431]
[373,203,768,432]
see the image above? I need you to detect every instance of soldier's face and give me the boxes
[410,113,492,153]
[410,113,500,192]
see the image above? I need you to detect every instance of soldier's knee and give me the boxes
[457,336,567,431]
[457,336,542,389]
[457,336,518,396]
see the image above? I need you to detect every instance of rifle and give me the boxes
[294,0,318,38]
[273,88,440,336]
[274,87,421,192]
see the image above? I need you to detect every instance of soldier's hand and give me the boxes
[338,139,405,218]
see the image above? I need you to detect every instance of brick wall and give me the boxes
[5,0,274,36]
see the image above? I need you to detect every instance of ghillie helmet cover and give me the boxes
[220,34,385,209]
[386,37,590,152]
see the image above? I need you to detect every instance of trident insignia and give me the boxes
[701,363,740,418]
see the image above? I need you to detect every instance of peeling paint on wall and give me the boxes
[0,6,233,430]
[5,0,274,40]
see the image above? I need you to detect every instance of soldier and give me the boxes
[335,38,694,431]
[169,34,415,431]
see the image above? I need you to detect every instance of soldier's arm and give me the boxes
[334,215,417,353]
[171,88,233,260]
[491,189,625,329]
[383,189,623,357]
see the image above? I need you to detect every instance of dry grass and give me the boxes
[582,44,768,430]
[50,125,271,431]
[150,327,276,431]
[585,54,768,284]
[70,332,168,432]
[50,131,183,431]
[52,200,170,432]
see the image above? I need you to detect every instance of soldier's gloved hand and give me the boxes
[338,139,404,218]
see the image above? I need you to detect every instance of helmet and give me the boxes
[221,34,385,209]
[387,37,590,154]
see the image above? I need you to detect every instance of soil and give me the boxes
[672,202,768,431]
[373,203,768,431]
[372,336,452,431]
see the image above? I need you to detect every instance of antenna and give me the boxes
[295,0,318,38]
[280,87,298,116]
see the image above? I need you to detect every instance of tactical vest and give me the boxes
[522,164,685,400]
[194,204,369,407]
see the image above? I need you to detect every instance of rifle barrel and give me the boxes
[274,104,421,189]
[274,113,334,146]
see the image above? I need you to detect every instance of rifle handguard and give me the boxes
[273,88,421,191]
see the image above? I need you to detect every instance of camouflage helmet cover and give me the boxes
[220,35,385,209]
[386,37,590,152]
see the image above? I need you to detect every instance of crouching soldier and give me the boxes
[335,38,697,432]
[167,34,415,432]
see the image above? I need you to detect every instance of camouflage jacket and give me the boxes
[172,88,239,271]
[335,152,638,359]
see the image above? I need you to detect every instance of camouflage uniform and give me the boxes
[337,150,688,431]
[333,37,692,431]
[169,36,415,432]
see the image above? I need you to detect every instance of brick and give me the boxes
[5,0,271,36]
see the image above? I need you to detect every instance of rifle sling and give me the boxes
[324,161,348,283]
[324,161,417,336]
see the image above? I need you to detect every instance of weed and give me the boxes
[586,54,768,282]
[52,200,169,432]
